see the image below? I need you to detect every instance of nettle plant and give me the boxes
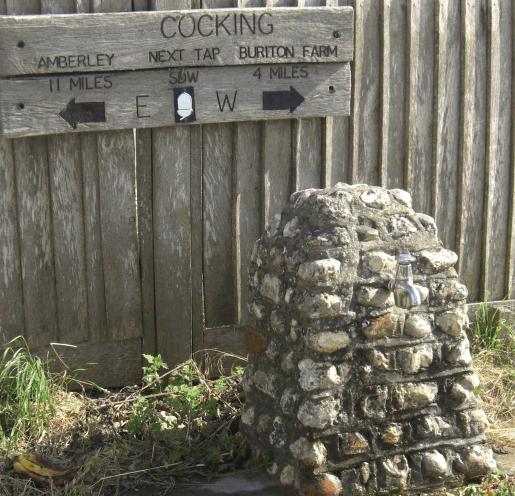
[124,355,266,479]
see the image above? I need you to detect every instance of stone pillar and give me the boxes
[239,184,495,495]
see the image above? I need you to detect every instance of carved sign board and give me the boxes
[0,7,353,76]
[0,62,350,138]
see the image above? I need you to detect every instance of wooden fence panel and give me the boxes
[456,0,487,302]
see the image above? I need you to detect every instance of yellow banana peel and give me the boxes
[14,452,79,487]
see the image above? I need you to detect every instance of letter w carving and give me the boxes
[216,91,237,111]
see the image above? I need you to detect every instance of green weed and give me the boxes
[0,336,57,452]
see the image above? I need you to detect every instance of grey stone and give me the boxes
[283,217,300,237]
[455,445,497,477]
[356,287,394,308]
[404,314,433,338]
[280,465,295,485]
[280,388,299,415]
[421,450,448,479]
[307,331,350,353]
[297,293,343,319]
[253,371,278,398]
[446,338,472,365]
[266,339,281,361]
[298,397,339,429]
[393,382,438,411]
[260,273,283,304]
[416,416,453,439]
[459,410,489,437]
[269,416,287,448]
[391,189,412,208]
[363,251,396,276]
[298,358,341,391]
[380,455,409,491]
[270,310,286,333]
[281,351,296,374]
[241,404,255,426]
[397,344,433,374]
[298,259,342,285]
[257,414,272,434]
[436,308,469,336]
[290,437,327,466]
[362,386,388,420]
[381,424,403,446]
[420,248,458,274]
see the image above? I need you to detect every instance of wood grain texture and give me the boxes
[80,132,108,343]
[14,137,59,348]
[152,126,193,367]
[32,337,142,387]
[0,63,352,138]
[484,0,513,300]
[203,122,235,328]
[456,0,485,301]
[0,7,354,76]
[151,0,194,369]
[0,137,24,345]
[351,0,381,185]
[405,0,434,215]
[233,121,261,326]
[41,0,75,13]
[97,130,142,342]
[47,133,89,344]
[136,128,156,357]
[483,0,512,300]
[509,0,515,294]
[382,0,406,189]
[433,0,460,252]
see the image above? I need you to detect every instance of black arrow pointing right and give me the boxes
[60,98,106,129]
[262,86,305,113]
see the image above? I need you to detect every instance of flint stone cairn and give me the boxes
[239,183,495,496]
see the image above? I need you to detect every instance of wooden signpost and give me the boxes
[0,7,354,138]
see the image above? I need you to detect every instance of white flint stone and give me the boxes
[265,339,280,360]
[416,285,430,303]
[436,308,469,336]
[391,189,412,207]
[298,259,341,284]
[285,287,294,304]
[280,465,295,485]
[290,319,301,342]
[404,314,433,337]
[416,212,437,232]
[364,252,396,275]
[265,213,281,237]
[260,273,282,304]
[269,416,287,448]
[290,437,327,466]
[394,383,438,410]
[389,216,417,236]
[382,456,409,490]
[241,364,254,393]
[267,463,279,476]
[297,293,342,318]
[360,189,391,208]
[420,248,458,274]
[281,351,296,373]
[298,397,339,429]
[253,370,278,397]
[455,445,496,477]
[241,404,255,425]
[250,301,266,320]
[307,331,350,353]
[397,344,433,374]
[298,358,341,391]
[280,388,299,414]
[422,451,448,479]
[447,339,472,365]
[270,310,286,333]
[356,287,394,308]
[283,217,300,237]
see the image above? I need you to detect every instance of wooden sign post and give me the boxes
[0,7,354,137]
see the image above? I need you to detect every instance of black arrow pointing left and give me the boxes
[60,98,106,129]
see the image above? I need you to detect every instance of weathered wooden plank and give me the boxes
[433,0,460,252]
[0,7,354,77]
[6,0,39,14]
[509,0,515,295]
[405,0,434,215]
[456,0,485,302]
[263,119,292,230]
[80,132,108,343]
[96,130,142,342]
[0,137,24,346]
[13,137,59,348]
[1,62,352,138]
[203,325,247,377]
[233,122,261,326]
[32,337,142,388]
[47,133,89,344]
[41,0,75,12]
[92,0,132,12]
[203,122,235,328]
[350,0,380,185]
[381,0,406,189]
[152,126,192,367]
[136,128,156,357]
[190,124,204,354]
[483,0,512,300]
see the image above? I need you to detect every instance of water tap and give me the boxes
[388,254,421,309]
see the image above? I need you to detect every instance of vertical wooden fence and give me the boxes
[0,0,514,386]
